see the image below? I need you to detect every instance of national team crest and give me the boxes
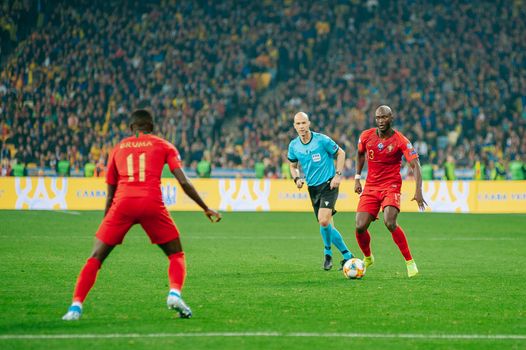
[387,144,393,152]
[378,143,384,150]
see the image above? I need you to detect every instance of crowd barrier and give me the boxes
[0,177,525,213]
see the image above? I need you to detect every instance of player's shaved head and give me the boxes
[294,111,310,122]
[131,109,154,132]
[374,105,394,134]
[375,105,392,117]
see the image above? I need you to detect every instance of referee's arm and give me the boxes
[289,160,304,188]
[334,147,345,175]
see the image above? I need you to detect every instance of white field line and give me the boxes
[184,236,523,241]
[427,237,522,241]
[52,210,81,215]
[0,332,525,341]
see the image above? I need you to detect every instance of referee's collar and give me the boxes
[299,131,314,145]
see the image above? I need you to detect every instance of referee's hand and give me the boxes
[330,176,341,189]
[295,178,304,189]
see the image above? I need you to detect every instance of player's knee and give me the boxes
[356,222,368,233]
[318,218,331,227]
[384,220,397,232]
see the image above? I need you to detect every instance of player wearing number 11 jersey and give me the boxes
[62,109,221,321]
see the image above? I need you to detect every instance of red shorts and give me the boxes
[357,187,401,219]
[96,197,180,245]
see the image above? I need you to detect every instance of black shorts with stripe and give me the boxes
[307,178,338,218]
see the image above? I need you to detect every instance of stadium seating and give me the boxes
[1,0,525,179]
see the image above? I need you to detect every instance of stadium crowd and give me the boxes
[1,0,525,179]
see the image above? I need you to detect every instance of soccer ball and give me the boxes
[342,258,366,279]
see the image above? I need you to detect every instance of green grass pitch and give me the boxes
[0,211,525,349]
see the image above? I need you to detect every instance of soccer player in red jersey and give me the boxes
[62,109,221,320]
[354,105,427,277]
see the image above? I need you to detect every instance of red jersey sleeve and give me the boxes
[397,133,419,162]
[165,141,182,171]
[357,131,368,153]
[106,147,118,185]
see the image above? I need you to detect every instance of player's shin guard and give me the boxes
[329,225,352,259]
[168,252,186,291]
[72,257,102,303]
[390,226,413,261]
[319,225,332,256]
[355,229,371,257]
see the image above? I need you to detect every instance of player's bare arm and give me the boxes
[172,168,222,222]
[409,158,428,211]
[103,184,117,217]
[354,149,365,194]
[330,147,345,189]
[289,161,304,189]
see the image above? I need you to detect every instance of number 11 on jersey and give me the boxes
[126,153,146,182]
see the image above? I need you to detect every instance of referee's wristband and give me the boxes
[354,174,361,180]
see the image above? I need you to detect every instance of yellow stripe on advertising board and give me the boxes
[0,178,525,213]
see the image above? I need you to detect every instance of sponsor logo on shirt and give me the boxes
[312,153,321,162]
[378,143,384,150]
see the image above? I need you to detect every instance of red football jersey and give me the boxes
[357,128,418,190]
[106,133,182,200]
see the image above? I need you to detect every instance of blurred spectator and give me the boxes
[473,155,487,180]
[488,160,506,180]
[421,163,434,181]
[254,160,265,179]
[509,155,525,180]
[57,155,70,177]
[84,157,96,177]
[12,160,25,176]
[196,151,212,178]
[443,155,456,180]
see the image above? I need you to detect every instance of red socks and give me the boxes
[357,226,413,261]
[391,226,413,261]
[168,252,186,291]
[355,230,371,257]
[70,252,187,304]
[72,257,102,303]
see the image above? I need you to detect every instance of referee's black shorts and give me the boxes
[307,178,338,218]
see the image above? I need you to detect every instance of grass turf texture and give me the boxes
[0,211,525,350]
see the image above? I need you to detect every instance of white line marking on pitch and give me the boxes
[0,332,525,340]
[187,236,318,240]
[427,238,522,241]
[52,210,81,215]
